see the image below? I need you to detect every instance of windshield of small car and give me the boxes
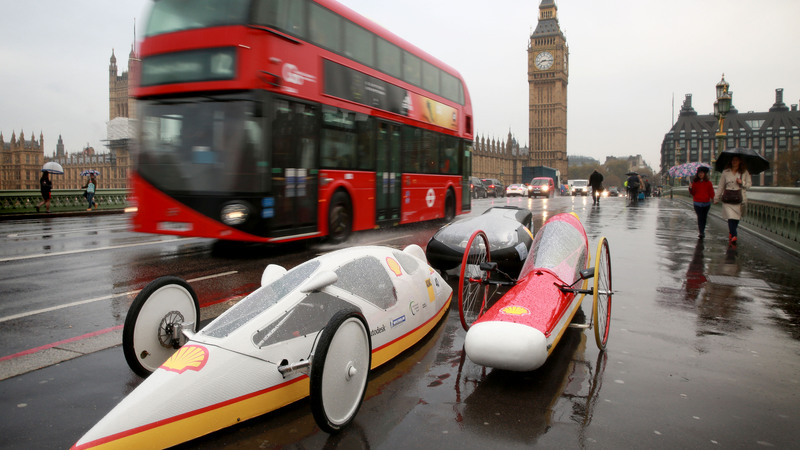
[201,260,320,338]
[573,180,588,187]
[532,179,549,186]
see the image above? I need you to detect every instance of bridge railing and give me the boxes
[0,190,130,213]
[672,186,800,256]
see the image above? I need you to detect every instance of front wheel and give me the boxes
[592,237,612,350]
[328,191,352,244]
[122,277,200,377]
[458,230,490,330]
[310,309,371,433]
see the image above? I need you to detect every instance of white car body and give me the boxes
[74,245,452,449]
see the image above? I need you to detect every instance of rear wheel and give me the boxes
[592,237,612,350]
[458,230,490,330]
[310,309,371,433]
[444,189,456,221]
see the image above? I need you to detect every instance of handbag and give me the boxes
[721,189,742,204]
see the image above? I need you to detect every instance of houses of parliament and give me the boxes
[0,47,138,191]
[2,0,570,191]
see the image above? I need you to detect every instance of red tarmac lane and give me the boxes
[2,196,800,449]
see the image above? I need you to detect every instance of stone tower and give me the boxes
[528,0,569,178]
[109,45,140,120]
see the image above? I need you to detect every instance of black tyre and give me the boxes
[444,190,456,221]
[122,276,200,377]
[328,191,352,244]
[310,309,371,433]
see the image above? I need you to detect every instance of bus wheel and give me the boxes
[328,191,352,244]
[444,190,456,221]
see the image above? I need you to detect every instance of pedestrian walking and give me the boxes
[83,174,98,211]
[688,166,714,239]
[626,172,640,205]
[714,155,751,245]
[589,169,604,205]
[35,172,53,213]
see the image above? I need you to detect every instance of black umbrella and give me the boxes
[625,171,638,176]
[714,147,770,175]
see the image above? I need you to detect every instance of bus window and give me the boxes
[402,127,422,173]
[376,37,402,79]
[344,21,374,67]
[422,60,440,95]
[355,116,375,170]
[253,0,306,38]
[321,107,356,168]
[441,135,458,174]
[421,131,440,174]
[402,51,421,87]
[309,3,342,53]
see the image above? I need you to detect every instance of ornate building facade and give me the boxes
[528,0,569,179]
[662,89,800,186]
[0,48,138,192]
[472,131,529,185]
[0,131,46,190]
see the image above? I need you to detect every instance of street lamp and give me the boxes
[713,74,732,166]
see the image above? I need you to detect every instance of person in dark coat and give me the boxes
[589,170,604,205]
[35,172,52,213]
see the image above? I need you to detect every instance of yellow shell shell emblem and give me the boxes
[161,345,209,374]
[386,257,403,277]
[500,305,530,316]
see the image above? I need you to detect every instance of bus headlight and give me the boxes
[221,202,250,226]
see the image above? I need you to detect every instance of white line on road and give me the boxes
[0,271,239,323]
[0,237,204,263]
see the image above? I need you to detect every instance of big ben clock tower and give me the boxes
[528,0,569,179]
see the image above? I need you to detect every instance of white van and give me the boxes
[571,179,589,196]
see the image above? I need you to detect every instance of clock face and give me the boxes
[535,51,554,70]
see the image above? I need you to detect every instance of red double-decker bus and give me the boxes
[130,0,474,243]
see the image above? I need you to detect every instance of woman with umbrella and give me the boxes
[35,171,53,213]
[36,161,62,213]
[714,155,751,245]
[81,170,99,211]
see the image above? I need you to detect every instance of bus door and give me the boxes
[376,122,401,224]
[269,99,318,237]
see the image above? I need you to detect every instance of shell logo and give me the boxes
[386,257,403,277]
[160,345,209,374]
[500,305,530,316]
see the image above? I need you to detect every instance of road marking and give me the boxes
[0,237,203,263]
[5,224,128,239]
[0,271,238,324]
[0,325,124,363]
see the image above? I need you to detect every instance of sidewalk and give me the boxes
[0,209,125,221]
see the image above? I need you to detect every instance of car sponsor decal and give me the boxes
[386,257,403,276]
[371,324,386,336]
[500,305,530,316]
[425,278,435,302]
[160,345,209,374]
[391,315,406,328]
[409,301,420,316]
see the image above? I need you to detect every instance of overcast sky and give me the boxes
[2,0,799,170]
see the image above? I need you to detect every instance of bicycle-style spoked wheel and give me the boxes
[458,230,490,331]
[592,237,612,350]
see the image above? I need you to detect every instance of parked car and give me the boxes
[527,177,555,198]
[470,177,487,198]
[571,179,589,196]
[607,186,620,197]
[481,178,505,197]
[505,184,527,197]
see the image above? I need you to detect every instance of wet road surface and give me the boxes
[1,195,799,448]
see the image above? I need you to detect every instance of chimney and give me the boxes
[770,88,789,112]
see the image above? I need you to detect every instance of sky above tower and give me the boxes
[1,0,798,170]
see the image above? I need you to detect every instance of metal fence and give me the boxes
[0,189,130,213]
